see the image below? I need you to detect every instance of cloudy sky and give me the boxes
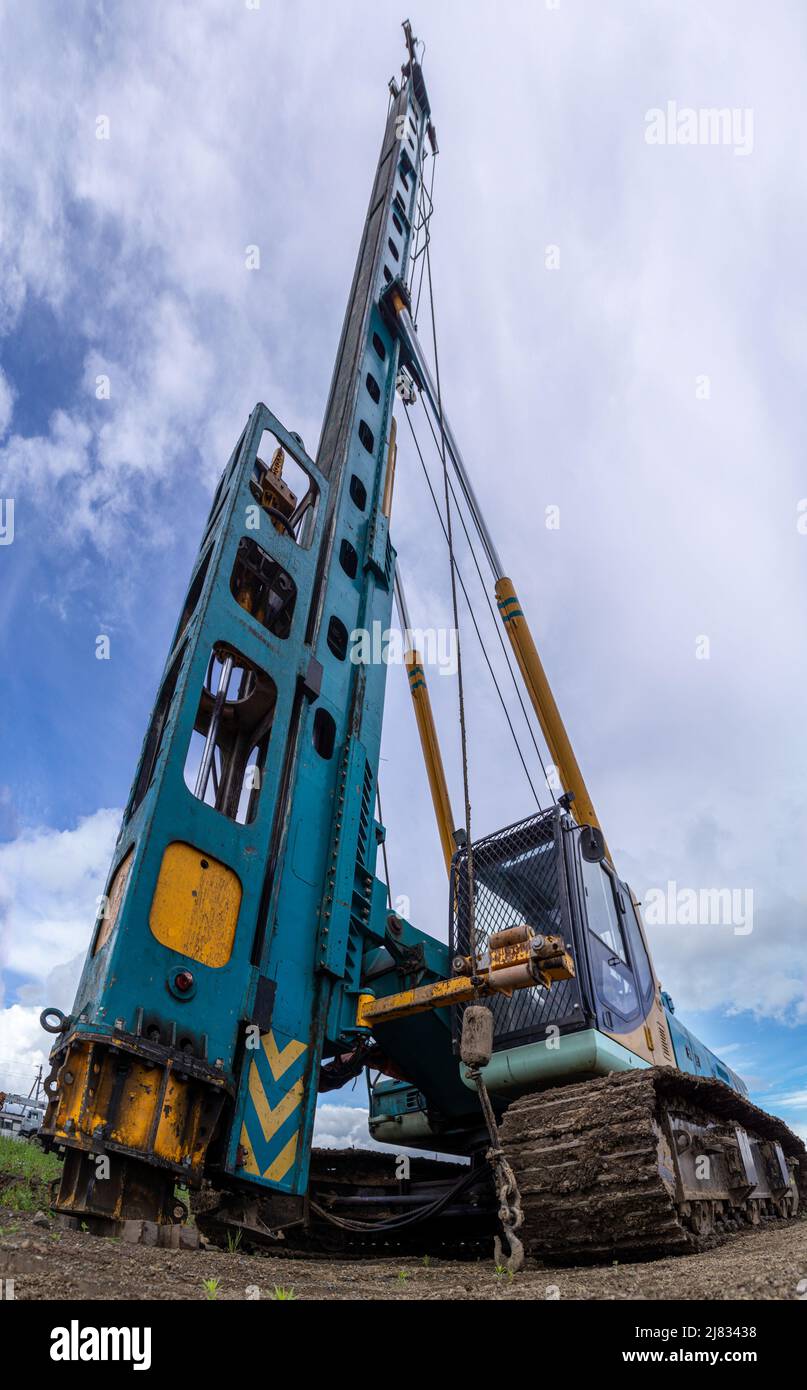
[1,1,805,1144]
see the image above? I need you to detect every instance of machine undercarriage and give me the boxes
[190,1068,804,1261]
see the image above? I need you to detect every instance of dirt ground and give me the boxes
[1,1210,806,1301]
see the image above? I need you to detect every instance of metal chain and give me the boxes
[467,1065,525,1273]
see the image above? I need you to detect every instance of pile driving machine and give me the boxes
[40,22,804,1263]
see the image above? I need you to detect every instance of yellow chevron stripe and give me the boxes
[239,1122,259,1176]
[264,1130,298,1183]
[249,1064,304,1145]
[262,1031,307,1081]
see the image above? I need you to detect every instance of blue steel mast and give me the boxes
[40,24,437,1229]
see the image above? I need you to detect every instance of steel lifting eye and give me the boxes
[40,1007,67,1034]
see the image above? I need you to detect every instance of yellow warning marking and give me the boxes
[249,1067,304,1145]
[262,1032,307,1081]
[239,1032,307,1185]
[264,1131,298,1183]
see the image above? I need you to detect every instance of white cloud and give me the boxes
[313,1103,378,1150]
[0,2,350,550]
[1,2,807,1118]
[770,1091,807,1110]
[0,409,91,493]
[0,366,13,438]
[0,808,120,996]
[0,808,119,1093]
[0,1003,51,1095]
[616,822,807,1025]
[313,1102,457,1163]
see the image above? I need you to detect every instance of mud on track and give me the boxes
[1,1210,805,1301]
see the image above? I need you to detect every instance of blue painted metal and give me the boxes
[67,407,329,1091]
[661,995,747,1095]
[54,66,437,1201]
[224,80,435,1196]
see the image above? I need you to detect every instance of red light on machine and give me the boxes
[174,970,195,994]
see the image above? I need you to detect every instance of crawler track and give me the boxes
[500,1067,807,1262]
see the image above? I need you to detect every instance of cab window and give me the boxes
[580,853,639,1023]
[580,854,626,960]
[621,891,655,1005]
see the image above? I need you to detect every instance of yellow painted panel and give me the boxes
[153,1071,192,1164]
[108,1060,159,1149]
[249,1066,303,1145]
[55,1043,91,1133]
[149,842,241,967]
[264,1131,298,1183]
[262,1031,307,1081]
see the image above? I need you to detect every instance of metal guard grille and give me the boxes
[450,808,582,1049]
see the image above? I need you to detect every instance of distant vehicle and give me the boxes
[0,1093,46,1141]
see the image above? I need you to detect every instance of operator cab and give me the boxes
[450,806,747,1098]
[450,806,656,1053]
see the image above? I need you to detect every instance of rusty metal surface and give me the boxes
[40,1027,232,1207]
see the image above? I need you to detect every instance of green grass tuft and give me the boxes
[0,1136,62,1211]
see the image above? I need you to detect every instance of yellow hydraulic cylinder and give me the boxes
[356,930,574,1027]
[405,649,456,874]
[495,576,609,857]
